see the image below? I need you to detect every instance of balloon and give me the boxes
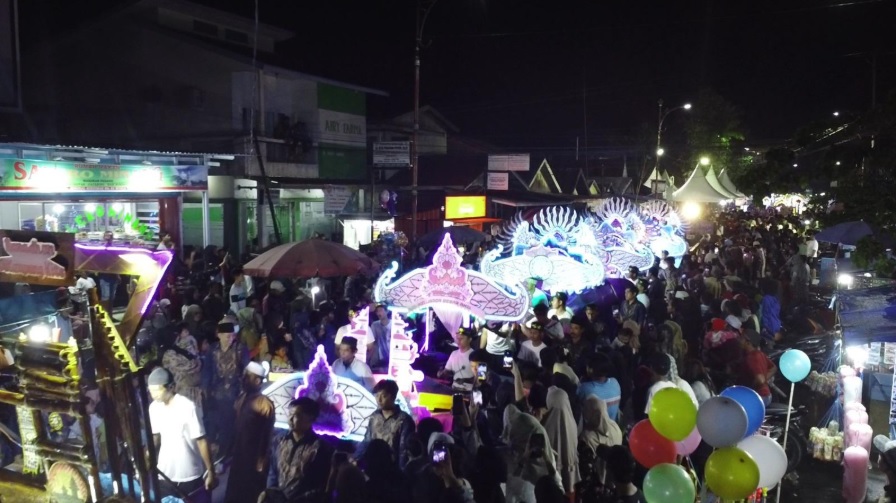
[738,435,788,489]
[649,387,698,441]
[675,426,702,456]
[697,396,748,447]
[629,420,677,468]
[721,385,766,437]
[779,349,811,382]
[705,447,760,500]
[643,463,696,503]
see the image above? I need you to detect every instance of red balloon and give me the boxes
[630,419,678,468]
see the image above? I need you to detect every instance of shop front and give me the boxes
[0,154,208,250]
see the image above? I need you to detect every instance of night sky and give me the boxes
[20,0,896,153]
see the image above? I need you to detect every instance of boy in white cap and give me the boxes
[148,367,217,501]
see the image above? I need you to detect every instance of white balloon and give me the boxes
[697,396,748,447]
[738,435,787,489]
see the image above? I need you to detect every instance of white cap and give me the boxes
[158,298,171,307]
[270,280,285,292]
[725,314,742,330]
[246,361,267,378]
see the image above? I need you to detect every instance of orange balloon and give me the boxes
[629,419,678,468]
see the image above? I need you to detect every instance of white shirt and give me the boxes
[691,381,713,405]
[548,308,573,333]
[518,340,546,367]
[445,347,474,390]
[636,293,650,310]
[805,238,819,258]
[332,357,375,390]
[484,324,514,355]
[1,348,13,367]
[76,277,96,290]
[335,323,376,364]
[149,394,206,482]
[229,283,247,314]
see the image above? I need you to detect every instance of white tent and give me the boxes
[671,164,730,203]
[718,169,745,197]
[705,167,738,199]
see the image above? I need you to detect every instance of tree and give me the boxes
[683,89,748,176]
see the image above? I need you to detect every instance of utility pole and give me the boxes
[653,99,692,194]
[412,0,439,248]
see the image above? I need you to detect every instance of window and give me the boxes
[224,29,249,45]
[192,19,218,37]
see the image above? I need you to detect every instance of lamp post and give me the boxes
[412,0,440,249]
[652,99,692,193]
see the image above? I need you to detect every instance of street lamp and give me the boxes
[412,0,440,248]
[699,156,711,166]
[653,99,692,192]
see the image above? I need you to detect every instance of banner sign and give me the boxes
[0,159,208,192]
[488,154,530,172]
[0,230,74,286]
[373,142,410,168]
[487,172,509,191]
[324,186,352,215]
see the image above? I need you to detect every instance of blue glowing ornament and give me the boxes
[640,200,688,267]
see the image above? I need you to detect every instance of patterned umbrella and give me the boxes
[243,239,378,278]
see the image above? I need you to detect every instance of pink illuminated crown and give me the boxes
[423,234,473,302]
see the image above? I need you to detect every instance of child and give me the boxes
[270,342,294,373]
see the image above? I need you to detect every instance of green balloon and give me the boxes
[705,447,760,500]
[643,463,696,503]
[649,387,697,441]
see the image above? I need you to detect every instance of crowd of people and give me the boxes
[126,207,830,503]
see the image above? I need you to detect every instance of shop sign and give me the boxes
[373,142,410,168]
[487,172,509,191]
[0,159,208,192]
[319,109,367,148]
[0,230,74,286]
[488,154,530,172]
[324,186,352,215]
[445,195,486,220]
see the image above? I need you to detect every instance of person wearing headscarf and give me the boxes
[659,320,687,375]
[237,306,264,360]
[578,396,622,486]
[541,387,580,496]
[502,405,562,503]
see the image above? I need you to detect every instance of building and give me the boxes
[5,0,387,252]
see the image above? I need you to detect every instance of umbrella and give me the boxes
[243,239,379,278]
[814,221,894,247]
[418,226,487,248]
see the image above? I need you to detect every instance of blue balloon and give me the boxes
[721,385,766,437]
[779,349,811,382]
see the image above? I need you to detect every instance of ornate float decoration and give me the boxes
[585,198,655,276]
[263,344,412,442]
[374,233,529,322]
[484,206,606,293]
[639,200,688,267]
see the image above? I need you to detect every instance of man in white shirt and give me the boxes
[147,367,217,500]
[438,327,475,391]
[805,232,819,280]
[370,305,392,368]
[518,322,547,367]
[331,336,375,391]
[229,268,248,315]
[334,308,377,364]
[547,292,573,334]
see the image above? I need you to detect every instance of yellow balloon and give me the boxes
[649,387,697,441]
[705,447,760,500]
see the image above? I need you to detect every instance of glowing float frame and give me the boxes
[374,234,529,321]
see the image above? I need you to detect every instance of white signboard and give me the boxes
[487,172,509,191]
[319,109,367,147]
[373,142,410,168]
[488,154,530,172]
[323,186,352,215]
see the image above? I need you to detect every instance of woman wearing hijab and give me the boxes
[578,396,622,486]
[659,320,687,374]
[502,405,562,503]
[542,387,580,497]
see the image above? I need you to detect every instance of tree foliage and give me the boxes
[683,89,747,175]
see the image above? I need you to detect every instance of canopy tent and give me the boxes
[705,167,738,199]
[671,164,731,203]
[838,283,896,344]
[718,168,745,197]
[815,220,895,247]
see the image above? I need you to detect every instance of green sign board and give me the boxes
[0,159,208,192]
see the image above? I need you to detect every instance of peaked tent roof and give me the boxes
[718,169,745,197]
[705,167,738,199]
[671,165,730,203]
[643,167,664,189]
